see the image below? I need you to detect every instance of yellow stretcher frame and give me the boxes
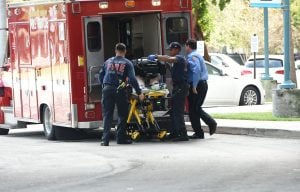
[126,90,168,141]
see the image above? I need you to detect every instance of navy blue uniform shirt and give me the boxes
[171,55,188,84]
[99,56,142,95]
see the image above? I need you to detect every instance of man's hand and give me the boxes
[147,54,157,61]
[192,87,198,94]
[138,93,145,101]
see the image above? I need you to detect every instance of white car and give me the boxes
[243,55,284,84]
[210,53,243,77]
[204,62,265,106]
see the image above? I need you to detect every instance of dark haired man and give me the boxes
[185,39,217,139]
[99,43,144,146]
[148,42,189,141]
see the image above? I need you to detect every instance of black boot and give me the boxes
[189,130,204,139]
[209,123,217,135]
[100,140,109,146]
[172,132,189,142]
[166,133,179,140]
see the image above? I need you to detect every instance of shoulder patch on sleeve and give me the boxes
[192,56,198,61]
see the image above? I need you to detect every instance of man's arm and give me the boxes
[98,62,106,84]
[127,63,142,95]
[148,54,177,63]
[188,57,200,89]
[156,55,177,63]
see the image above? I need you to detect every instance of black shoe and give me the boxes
[209,123,217,135]
[172,135,189,142]
[166,133,178,140]
[188,133,204,139]
[101,141,109,146]
[117,140,133,145]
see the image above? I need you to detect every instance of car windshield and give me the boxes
[221,55,241,67]
[210,56,223,66]
[245,59,283,68]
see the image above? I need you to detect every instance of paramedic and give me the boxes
[99,43,144,146]
[148,42,189,141]
[185,39,217,139]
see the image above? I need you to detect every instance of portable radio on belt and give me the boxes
[112,57,127,92]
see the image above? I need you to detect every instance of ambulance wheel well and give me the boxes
[39,104,48,124]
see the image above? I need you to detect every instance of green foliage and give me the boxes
[291,0,300,27]
[192,0,231,41]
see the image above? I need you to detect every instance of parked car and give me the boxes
[210,53,243,77]
[243,55,284,83]
[205,62,265,106]
[295,60,300,70]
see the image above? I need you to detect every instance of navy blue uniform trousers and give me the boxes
[188,81,216,135]
[170,83,189,136]
[101,85,129,143]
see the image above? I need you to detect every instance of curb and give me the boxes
[186,124,300,139]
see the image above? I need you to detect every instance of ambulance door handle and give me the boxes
[25,35,30,48]
[88,66,94,93]
[88,66,100,93]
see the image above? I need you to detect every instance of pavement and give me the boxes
[185,103,300,139]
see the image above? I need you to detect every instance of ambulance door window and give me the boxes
[166,17,188,45]
[162,13,191,55]
[87,22,102,52]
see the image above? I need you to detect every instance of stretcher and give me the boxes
[126,85,169,141]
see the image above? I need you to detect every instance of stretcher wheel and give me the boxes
[131,130,141,141]
[157,130,167,140]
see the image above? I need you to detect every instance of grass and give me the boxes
[211,112,300,121]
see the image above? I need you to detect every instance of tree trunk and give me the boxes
[290,28,297,87]
[192,12,211,62]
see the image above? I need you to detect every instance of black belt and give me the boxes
[173,82,187,86]
[103,83,117,87]
[189,80,206,86]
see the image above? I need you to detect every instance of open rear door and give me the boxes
[162,13,191,55]
[83,16,104,102]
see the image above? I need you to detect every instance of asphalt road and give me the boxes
[0,127,299,192]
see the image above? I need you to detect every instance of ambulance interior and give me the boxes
[103,13,165,89]
[87,12,189,102]
[103,13,162,60]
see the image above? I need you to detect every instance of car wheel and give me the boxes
[43,106,56,140]
[0,128,9,135]
[239,86,261,106]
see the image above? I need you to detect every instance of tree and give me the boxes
[192,0,231,61]
[207,0,285,55]
[291,0,300,52]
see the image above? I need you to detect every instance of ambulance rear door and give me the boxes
[83,16,104,103]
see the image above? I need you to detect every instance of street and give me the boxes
[0,127,299,192]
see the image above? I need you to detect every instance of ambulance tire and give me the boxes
[42,106,56,140]
[0,128,9,135]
